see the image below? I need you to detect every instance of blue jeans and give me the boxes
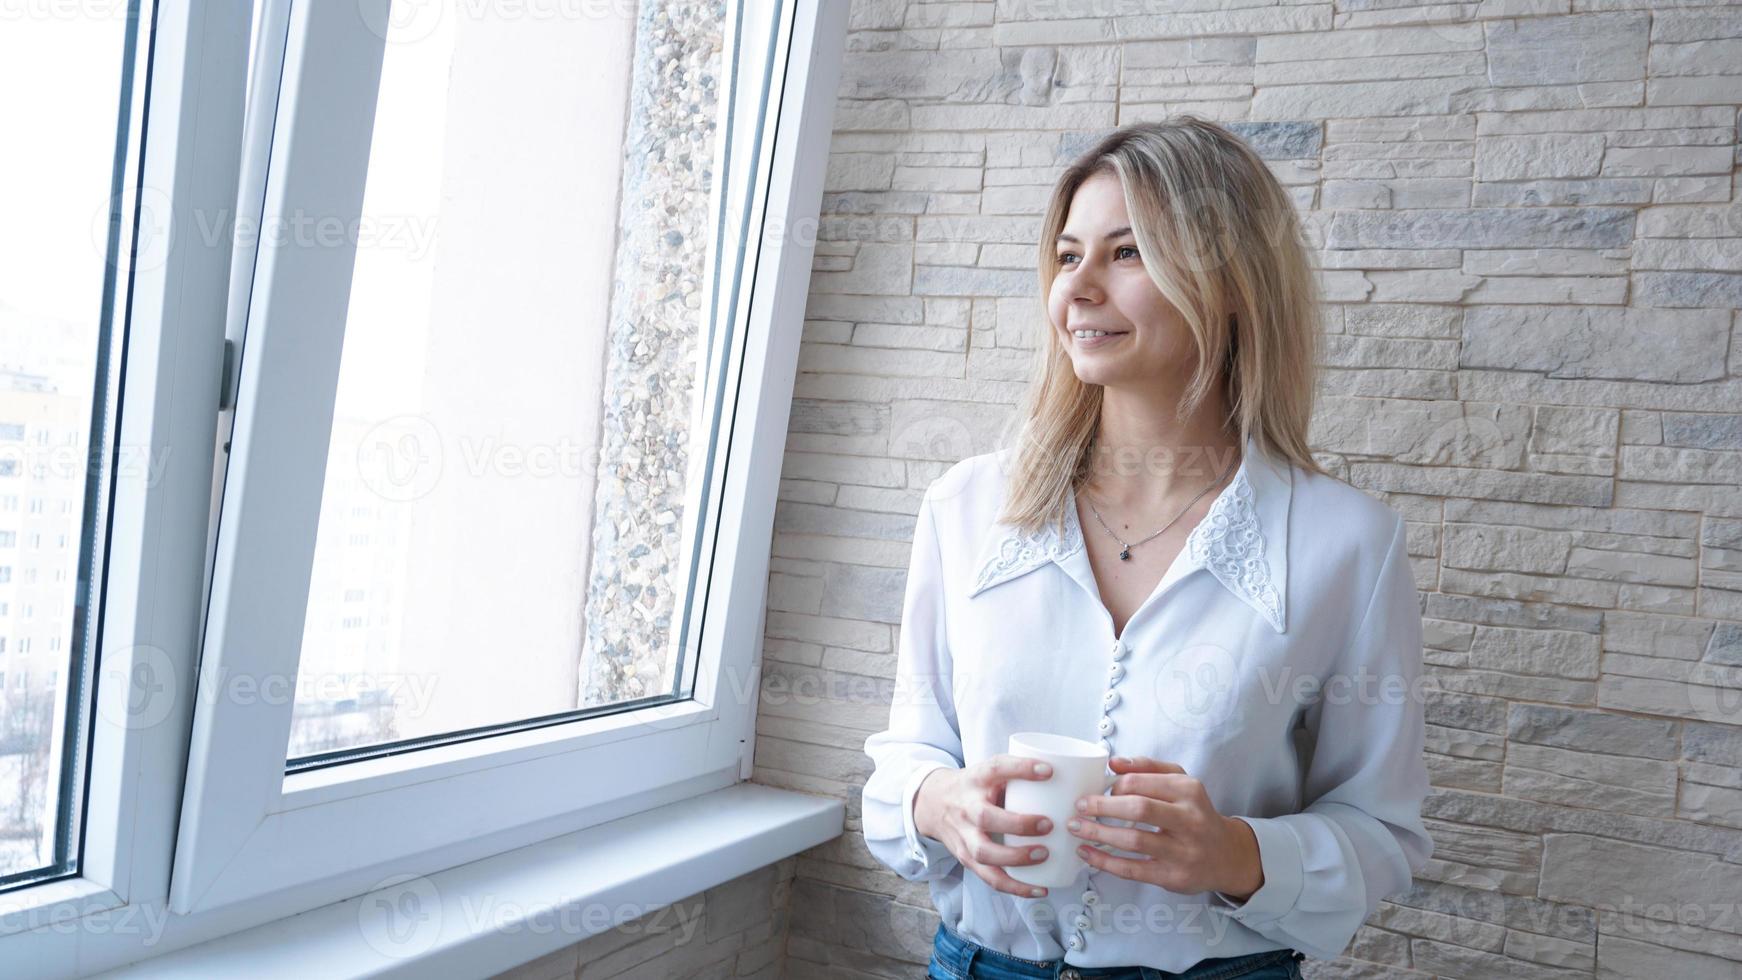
[927,921,1305,980]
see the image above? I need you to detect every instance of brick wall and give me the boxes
[485,859,793,980]
[753,2,1742,979]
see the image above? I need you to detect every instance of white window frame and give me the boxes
[0,0,846,971]
[0,0,252,951]
[175,0,817,913]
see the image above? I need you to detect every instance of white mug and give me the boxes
[1000,732,1117,889]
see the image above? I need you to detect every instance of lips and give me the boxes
[1070,329,1128,349]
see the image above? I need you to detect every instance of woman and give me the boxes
[860,117,1434,980]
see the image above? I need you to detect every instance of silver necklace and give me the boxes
[1082,450,1239,561]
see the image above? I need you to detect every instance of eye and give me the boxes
[1057,252,1078,266]
[1116,244,1139,260]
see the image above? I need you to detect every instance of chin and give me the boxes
[1068,361,1121,387]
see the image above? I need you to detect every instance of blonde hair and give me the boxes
[997,115,1328,536]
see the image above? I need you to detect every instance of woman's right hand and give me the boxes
[913,755,1058,897]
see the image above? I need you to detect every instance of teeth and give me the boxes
[1074,329,1118,339]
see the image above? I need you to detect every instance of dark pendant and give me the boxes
[1119,547,1131,561]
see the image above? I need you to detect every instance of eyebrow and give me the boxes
[1055,226,1132,245]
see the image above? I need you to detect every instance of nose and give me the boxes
[1067,265,1104,306]
[1062,247,1108,302]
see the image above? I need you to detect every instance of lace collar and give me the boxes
[966,432,1292,634]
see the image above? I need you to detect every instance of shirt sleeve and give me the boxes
[860,488,965,882]
[1206,512,1435,959]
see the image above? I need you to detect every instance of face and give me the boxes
[1048,170,1192,389]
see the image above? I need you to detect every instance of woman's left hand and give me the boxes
[1066,755,1264,900]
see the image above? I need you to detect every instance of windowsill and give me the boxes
[91,783,844,978]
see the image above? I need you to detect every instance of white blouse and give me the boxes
[860,432,1434,970]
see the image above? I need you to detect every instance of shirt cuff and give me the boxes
[901,762,957,870]
[1207,815,1304,927]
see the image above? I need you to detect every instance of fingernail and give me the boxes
[1111,756,1127,764]
[1037,818,1052,833]
[1029,848,1046,860]
[1075,799,1088,812]
[1035,763,1051,776]
[1031,887,1045,897]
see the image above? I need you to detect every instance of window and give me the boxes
[279,0,747,764]
[0,1,188,903]
[177,0,832,915]
[1,0,843,971]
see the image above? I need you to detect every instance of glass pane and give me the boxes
[0,2,150,886]
[285,1,730,764]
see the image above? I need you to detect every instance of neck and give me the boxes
[1083,386,1241,507]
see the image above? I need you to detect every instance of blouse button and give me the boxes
[1073,912,1092,931]
[1107,662,1124,683]
[1097,716,1115,736]
[1066,930,1084,952]
[1102,689,1120,709]
[1110,640,1128,660]
[1081,889,1099,906]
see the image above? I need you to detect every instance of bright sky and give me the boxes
[0,12,131,326]
[0,2,446,419]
